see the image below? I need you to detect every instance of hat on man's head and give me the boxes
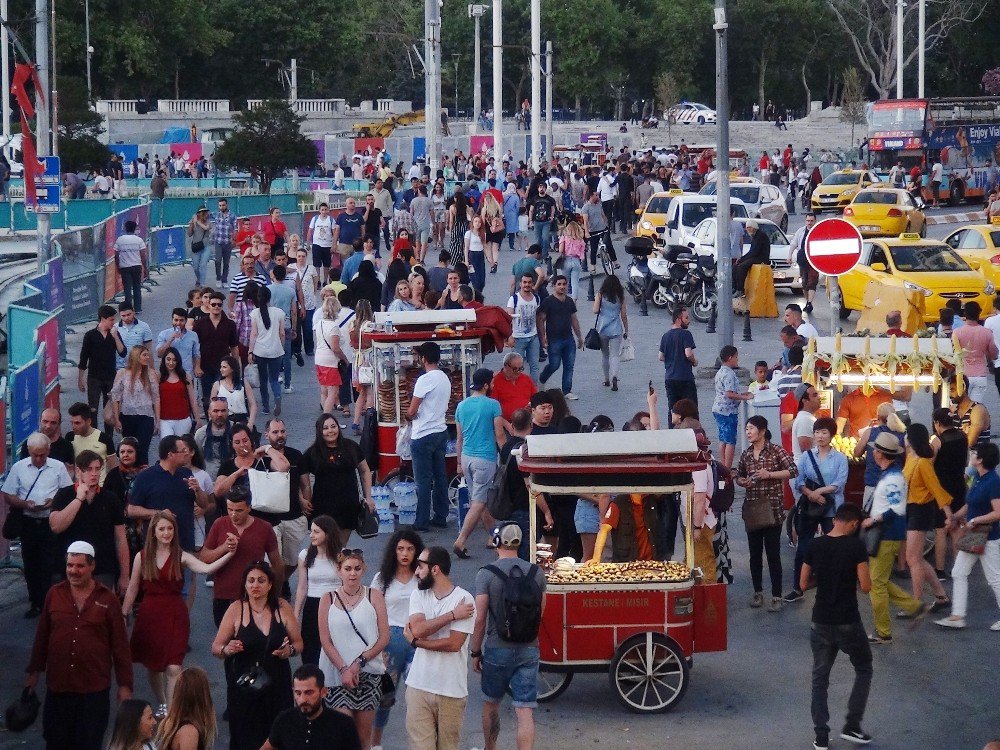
[794,383,812,402]
[67,540,95,558]
[495,522,522,549]
[745,219,759,230]
[873,432,904,456]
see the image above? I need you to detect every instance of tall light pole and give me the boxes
[452,54,460,116]
[84,0,91,101]
[895,0,904,99]
[529,0,540,169]
[1,0,10,139]
[469,4,487,132]
[35,0,50,267]
[918,0,925,98]
[714,0,733,348]
[424,0,441,173]
[544,40,553,163]
[491,0,502,165]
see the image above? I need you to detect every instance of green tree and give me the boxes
[839,67,868,148]
[213,100,317,194]
[655,72,681,143]
[57,77,112,172]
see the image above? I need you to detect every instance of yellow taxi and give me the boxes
[838,234,995,323]
[943,224,1000,288]
[811,168,880,213]
[634,189,685,244]
[842,187,926,237]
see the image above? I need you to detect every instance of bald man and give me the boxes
[19,408,75,467]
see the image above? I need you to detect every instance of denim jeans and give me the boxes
[293,307,315,356]
[411,429,450,527]
[794,514,833,593]
[281,327,293,388]
[192,246,212,286]
[469,251,486,294]
[374,625,416,729]
[509,509,532,561]
[539,336,576,394]
[563,256,582,300]
[255,354,282,411]
[481,645,540,708]
[810,622,873,737]
[534,222,552,259]
[119,265,143,312]
[214,242,233,284]
[513,335,540,382]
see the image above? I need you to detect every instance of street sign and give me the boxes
[804,218,863,276]
[25,155,61,214]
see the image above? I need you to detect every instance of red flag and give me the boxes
[20,112,41,207]
[10,64,37,117]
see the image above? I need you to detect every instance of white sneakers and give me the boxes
[564,392,579,400]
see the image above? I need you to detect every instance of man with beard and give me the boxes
[404,547,476,750]
[262,664,361,750]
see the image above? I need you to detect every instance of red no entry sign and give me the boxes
[804,218,863,276]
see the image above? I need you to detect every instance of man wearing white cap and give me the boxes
[25,540,133,750]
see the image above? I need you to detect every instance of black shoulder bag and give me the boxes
[800,450,833,521]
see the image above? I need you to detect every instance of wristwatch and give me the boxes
[357,654,368,668]
[470,650,483,658]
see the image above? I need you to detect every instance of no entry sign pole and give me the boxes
[805,218,863,336]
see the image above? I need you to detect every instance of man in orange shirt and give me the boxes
[836,387,893,437]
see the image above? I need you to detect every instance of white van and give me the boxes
[663,194,748,248]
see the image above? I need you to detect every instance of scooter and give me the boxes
[624,237,674,308]
[663,252,718,323]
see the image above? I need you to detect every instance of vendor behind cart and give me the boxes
[588,493,665,564]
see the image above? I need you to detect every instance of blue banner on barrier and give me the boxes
[156,226,187,265]
[47,257,64,310]
[113,144,139,166]
[10,358,41,450]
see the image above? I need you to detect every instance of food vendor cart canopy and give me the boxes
[518,430,706,494]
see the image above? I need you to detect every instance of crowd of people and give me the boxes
[4,144,1000,750]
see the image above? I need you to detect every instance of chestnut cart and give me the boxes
[517,430,728,713]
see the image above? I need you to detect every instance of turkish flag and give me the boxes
[10,63,41,117]
[11,64,46,207]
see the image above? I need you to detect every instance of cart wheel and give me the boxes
[381,470,414,502]
[448,474,463,519]
[609,633,688,713]
[536,669,573,703]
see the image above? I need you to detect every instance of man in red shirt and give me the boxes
[26,540,133,750]
[200,487,283,626]
[490,352,537,421]
[884,309,910,338]
[233,217,256,256]
[782,144,793,171]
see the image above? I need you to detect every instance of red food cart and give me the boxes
[517,430,728,713]
[363,310,487,489]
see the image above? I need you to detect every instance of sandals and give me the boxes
[453,546,471,559]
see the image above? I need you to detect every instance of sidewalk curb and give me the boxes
[926,211,985,226]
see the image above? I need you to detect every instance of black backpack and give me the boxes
[485,441,523,519]
[709,460,735,514]
[484,563,543,643]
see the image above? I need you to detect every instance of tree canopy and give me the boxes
[212,100,317,194]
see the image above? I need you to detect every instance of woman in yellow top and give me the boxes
[902,423,953,612]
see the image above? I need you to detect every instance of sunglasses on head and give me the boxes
[338,548,363,560]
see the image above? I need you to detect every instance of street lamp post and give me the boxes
[918,0,925,98]
[896,0,904,99]
[529,0,540,169]
[452,54,460,116]
[714,0,733,349]
[492,0,502,164]
[469,4,487,132]
[85,0,92,101]
[1,0,10,139]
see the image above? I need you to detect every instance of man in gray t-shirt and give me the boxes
[579,192,617,267]
[471,521,547,734]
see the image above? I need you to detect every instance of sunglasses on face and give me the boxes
[506,364,524,372]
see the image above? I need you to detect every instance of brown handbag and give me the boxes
[742,496,778,532]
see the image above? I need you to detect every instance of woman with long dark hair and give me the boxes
[447,188,471,266]
[158,346,201,436]
[212,561,302,750]
[105,437,148,558]
[369,528,423,747]
[211,355,256,425]
[155,667,217,750]
[593,274,628,391]
[903,422,953,611]
[249,285,286,416]
[300,414,374,545]
[293,515,343,664]
[735,415,797,611]
[106,698,157,750]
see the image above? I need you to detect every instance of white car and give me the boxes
[688,217,801,291]
[666,102,717,125]
[699,180,789,231]
[662,195,748,249]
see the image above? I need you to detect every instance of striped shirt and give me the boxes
[228,271,270,302]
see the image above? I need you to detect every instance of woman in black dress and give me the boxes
[211,561,302,750]
[300,413,375,546]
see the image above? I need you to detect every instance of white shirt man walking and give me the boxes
[404,546,476,750]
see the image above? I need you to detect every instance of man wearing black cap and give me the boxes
[407,342,453,531]
[453,369,505,558]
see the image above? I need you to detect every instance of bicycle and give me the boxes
[589,229,616,278]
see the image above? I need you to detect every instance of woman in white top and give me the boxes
[294,515,344,665]
[369,529,423,749]
[313,295,350,415]
[318,550,389,747]
[464,214,487,295]
[248,285,286,416]
[294,244,320,358]
[210,355,257,426]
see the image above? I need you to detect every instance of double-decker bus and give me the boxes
[864,97,1000,205]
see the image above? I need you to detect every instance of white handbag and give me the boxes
[244,363,261,389]
[620,339,636,362]
[248,459,290,514]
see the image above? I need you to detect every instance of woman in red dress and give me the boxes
[122,510,234,717]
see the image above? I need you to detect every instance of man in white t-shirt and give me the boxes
[406,342,453,531]
[404,546,476,750]
[930,158,944,207]
[307,203,336,283]
[791,383,820,461]
[784,303,818,341]
[983,295,1000,399]
[506,274,541,381]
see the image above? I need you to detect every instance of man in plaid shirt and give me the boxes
[211,198,238,285]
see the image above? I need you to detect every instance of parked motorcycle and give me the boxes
[625,237,678,309]
[663,252,718,323]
